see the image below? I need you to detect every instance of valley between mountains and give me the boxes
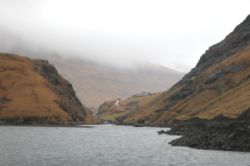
[0,15,250,151]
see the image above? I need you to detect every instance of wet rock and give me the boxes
[133,123,144,127]
[157,130,167,135]
[166,114,250,152]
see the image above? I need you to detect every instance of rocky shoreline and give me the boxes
[167,122,250,152]
[3,116,250,152]
[160,111,250,152]
[97,110,250,152]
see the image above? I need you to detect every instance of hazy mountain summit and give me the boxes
[0,29,184,108]
[49,57,183,108]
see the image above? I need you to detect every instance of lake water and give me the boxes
[0,124,250,166]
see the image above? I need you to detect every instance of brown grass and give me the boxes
[98,45,250,125]
[0,54,95,124]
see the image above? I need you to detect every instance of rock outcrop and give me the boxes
[165,109,250,151]
[0,53,96,125]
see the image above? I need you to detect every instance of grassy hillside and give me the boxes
[97,93,160,122]
[0,53,96,125]
[97,15,250,126]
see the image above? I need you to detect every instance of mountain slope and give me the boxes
[97,15,250,126]
[0,53,95,125]
[48,57,183,108]
[97,92,160,123]
[153,14,250,124]
[0,29,184,108]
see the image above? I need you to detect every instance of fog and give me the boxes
[0,0,249,72]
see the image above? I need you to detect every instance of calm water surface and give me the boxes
[0,124,250,166]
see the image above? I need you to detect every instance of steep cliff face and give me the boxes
[0,53,95,125]
[99,15,250,126]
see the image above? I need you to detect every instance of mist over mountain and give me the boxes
[0,29,184,108]
[1,0,249,73]
[1,1,250,163]
[97,14,250,128]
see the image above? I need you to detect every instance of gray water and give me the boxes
[0,125,250,166]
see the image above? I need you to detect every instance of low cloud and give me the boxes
[0,0,249,72]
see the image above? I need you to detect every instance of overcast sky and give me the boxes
[0,0,249,72]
